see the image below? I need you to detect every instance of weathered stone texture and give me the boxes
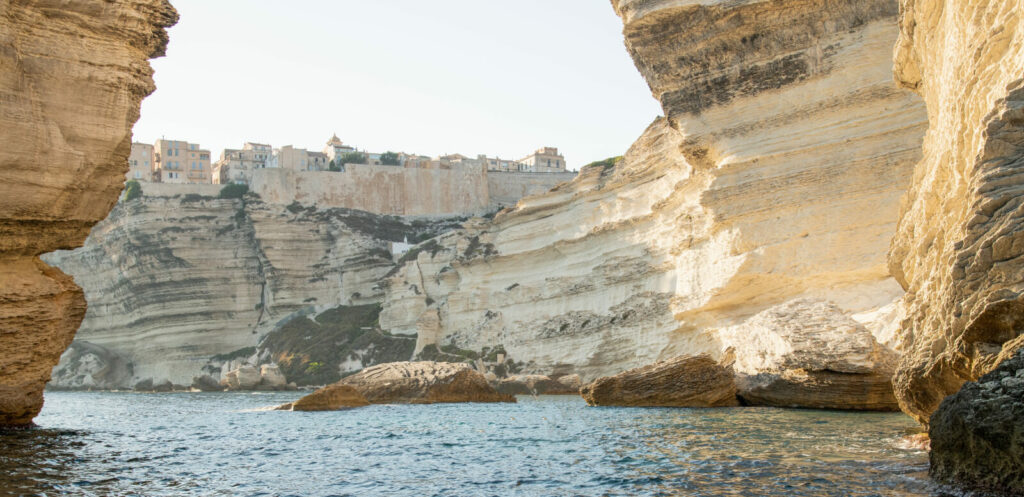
[337,361,515,404]
[44,195,451,387]
[380,0,925,408]
[888,0,1024,425]
[581,354,739,407]
[929,349,1024,495]
[0,0,176,426]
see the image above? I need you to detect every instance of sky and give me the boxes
[133,0,663,170]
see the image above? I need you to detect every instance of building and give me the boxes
[127,142,155,182]
[322,134,355,165]
[213,142,272,185]
[518,147,567,173]
[154,139,212,184]
[268,145,328,172]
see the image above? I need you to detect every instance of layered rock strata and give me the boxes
[0,0,176,426]
[888,0,1024,425]
[929,349,1024,495]
[380,0,926,411]
[44,194,457,387]
[336,361,515,404]
[722,299,900,411]
[280,384,370,412]
[580,355,739,407]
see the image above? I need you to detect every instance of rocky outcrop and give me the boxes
[44,193,456,387]
[337,362,515,404]
[49,341,134,391]
[929,349,1024,495]
[722,299,900,410]
[282,384,370,412]
[380,0,925,398]
[0,0,176,426]
[581,354,738,407]
[888,0,1024,424]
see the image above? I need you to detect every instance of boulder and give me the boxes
[221,365,261,391]
[151,380,174,393]
[133,379,154,392]
[496,375,579,395]
[556,374,582,391]
[260,364,287,388]
[580,355,739,407]
[338,361,514,404]
[191,375,223,392]
[721,299,900,411]
[283,384,370,412]
[929,349,1024,495]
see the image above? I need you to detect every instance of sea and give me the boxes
[0,392,946,496]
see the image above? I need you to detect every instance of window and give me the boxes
[134,171,142,179]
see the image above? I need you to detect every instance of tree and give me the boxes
[219,183,249,199]
[124,180,143,202]
[328,159,341,172]
[340,151,367,166]
[379,151,400,166]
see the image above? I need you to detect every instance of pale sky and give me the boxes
[134,0,663,170]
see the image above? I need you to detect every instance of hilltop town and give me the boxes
[127,134,572,185]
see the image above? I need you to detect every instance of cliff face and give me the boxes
[380,0,927,402]
[0,0,176,426]
[43,194,458,387]
[888,0,1024,425]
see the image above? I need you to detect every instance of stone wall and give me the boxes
[487,172,578,209]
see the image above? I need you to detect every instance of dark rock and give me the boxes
[581,355,739,407]
[930,349,1024,495]
[191,375,223,392]
[133,379,154,391]
[285,384,370,411]
[151,380,173,393]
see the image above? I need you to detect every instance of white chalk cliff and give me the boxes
[380,0,928,408]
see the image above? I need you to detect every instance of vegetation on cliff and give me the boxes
[258,304,414,386]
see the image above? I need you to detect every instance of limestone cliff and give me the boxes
[43,192,459,387]
[888,0,1024,425]
[0,0,176,426]
[380,0,926,409]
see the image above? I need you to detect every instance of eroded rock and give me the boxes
[338,361,514,404]
[0,0,177,426]
[49,341,134,391]
[930,350,1024,495]
[495,374,579,395]
[580,355,739,408]
[284,384,370,412]
[722,299,900,411]
[888,0,1024,424]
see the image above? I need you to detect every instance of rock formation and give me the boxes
[44,193,456,387]
[0,0,177,426]
[49,341,134,391]
[281,384,370,412]
[336,361,515,404]
[929,349,1024,495]
[722,299,900,410]
[887,0,1024,425]
[379,0,926,411]
[580,355,738,407]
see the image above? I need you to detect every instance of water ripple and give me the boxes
[0,392,942,496]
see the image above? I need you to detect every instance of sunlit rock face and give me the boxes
[381,0,927,404]
[887,0,1024,425]
[43,195,455,387]
[0,0,177,426]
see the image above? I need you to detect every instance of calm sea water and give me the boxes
[0,392,942,496]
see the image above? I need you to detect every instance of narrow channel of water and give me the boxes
[0,392,941,496]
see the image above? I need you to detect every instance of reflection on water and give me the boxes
[0,392,942,496]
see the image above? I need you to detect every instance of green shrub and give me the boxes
[379,151,400,166]
[340,152,367,165]
[124,180,143,202]
[582,156,622,172]
[219,183,249,199]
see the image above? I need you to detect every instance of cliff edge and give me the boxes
[0,0,177,426]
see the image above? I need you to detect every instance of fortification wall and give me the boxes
[487,172,577,208]
[143,183,223,198]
